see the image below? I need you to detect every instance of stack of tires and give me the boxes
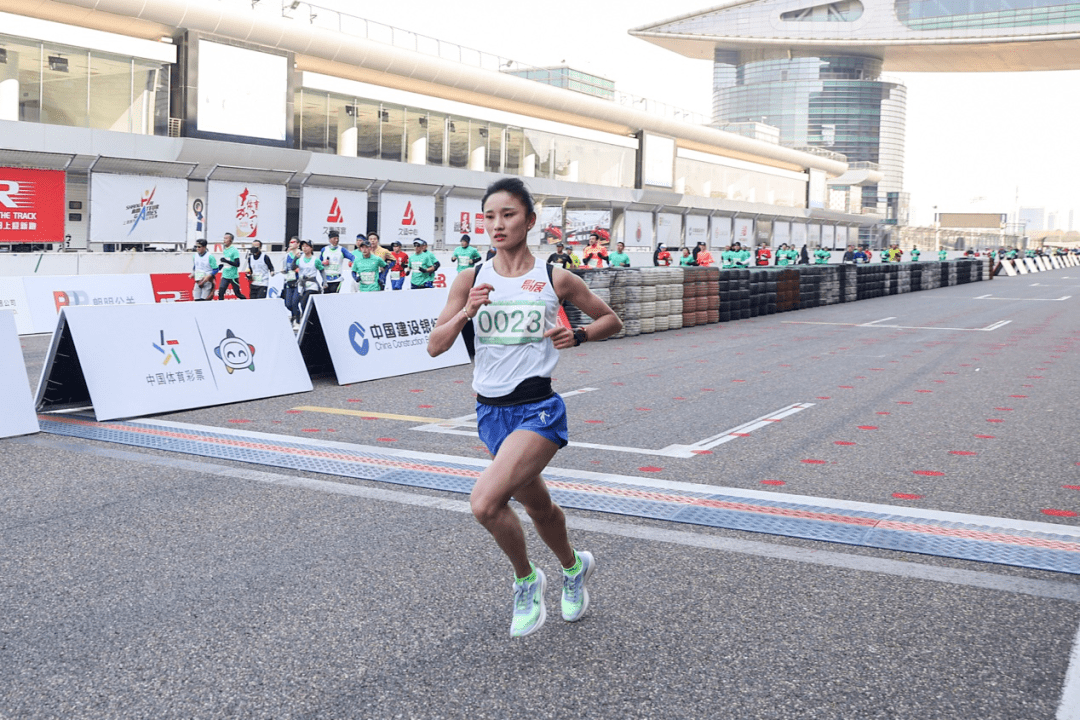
[839,264,858,302]
[617,269,642,337]
[776,269,800,312]
[606,269,629,340]
[682,268,700,327]
[704,267,721,323]
[664,267,685,330]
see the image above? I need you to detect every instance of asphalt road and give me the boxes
[2,268,1079,719]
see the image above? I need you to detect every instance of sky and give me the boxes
[247,0,1080,230]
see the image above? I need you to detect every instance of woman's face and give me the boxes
[303,245,313,256]
[484,191,533,251]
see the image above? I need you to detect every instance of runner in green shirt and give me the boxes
[910,246,921,262]
[721,244,737,269]
[451,234,482,272]
[939,249,948,261]
[351,239,388,292]
[775,243,791,266]
[679,247,696,266]
[409,239,440,289]
[814,247,831,265]
[735,243,751,268]
[217,233,246,300]
[608,241,631,268]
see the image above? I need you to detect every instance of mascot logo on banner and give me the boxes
[348,322,370,356]
[236,188,259,239]
[214,329,256,374]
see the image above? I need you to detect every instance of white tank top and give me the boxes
[472,257,561,398]
[192,251,214,279]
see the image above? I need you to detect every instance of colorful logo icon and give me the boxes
[401,201,416,226]
[214,329,256,373]
[153,330,180,365]
[327,197,344,224]
[348,322,369,356]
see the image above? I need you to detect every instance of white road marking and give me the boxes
[974,295,1072,301]
[860,316,897,326]
[1058,621,1080,720]
[783,319,1012,332]
[671,403,815,453]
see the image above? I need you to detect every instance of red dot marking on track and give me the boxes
[960,364,971,367]
[876,411,891,415]
[834,441,856,446]
[638,466,663,473]
[816,396,831,400]
[1009,395,1027,398]
[802,459,827,464]
[285,410,302,414]
[646,374,660,377]
[227,419,251,424]
[858,426,878,430]
[409,389,423,393]
[301,429,320,433]
[761,480,786,486]
[893,493,924,500]
[674,397,686,400]
[327,429,336,433]
[377,438,397,442]
[732,432,751,437]
[838,385,854,389]
[974,434,996,439]
[855,376,867,379]
[472,446,488,452]
[636,408,651,412]
[419,405,433,408]
[896,401,913,405]
[691,450,713,455]
[590,460,602,464]
[994,407,1013,411]
[1042,509,1079,518]
[913,470,944,476]
[1027,376,1043,379]
[701,388,715,392]
[950,451,977,456]
[732,379,746,382]
[1022,384,1034,387]
[933,380,946,384]
[347,399,362,403]
[454,380,465,384]
[942,372,958,375]
[1063,485,1080,491]
[584,420,603,424]
[916,390,932,393]
[987,419,1004,423]
[611,382,625,386]
[361,416,377,421]
[870,368,885,371]
[780,364,792,367]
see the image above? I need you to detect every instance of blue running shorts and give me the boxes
[476,394,569,457]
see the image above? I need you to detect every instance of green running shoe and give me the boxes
[510,566,547,638]
[561,550,595,622]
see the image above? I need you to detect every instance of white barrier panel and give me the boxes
[298,290,469,385]
[36,301,312,421]
[1001,259,1017,277]
[0,311,39,438]
[1039,256,1052,271]
[0,276,33,334]
[21,274,156,335]
[1014,258,1028,274]
[1050,256,1062,269]
[1024,258,1040,273]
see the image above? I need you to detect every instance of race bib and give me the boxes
[284,270,297,281]
[390,271,401,280]
[474,300,547,346]
[359,271,377,284]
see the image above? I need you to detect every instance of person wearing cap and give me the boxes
[608,241,631,268]
[452,234,482,272]
[735,242,752,268]
[351,238,387,292]
[320,230,355,294]
[582,232,609,268]
[190,239,219,301]
[409,239,440,289]
[547,243,573,269]
[653,243,672,266]
[695,241,715,267]
[386,240,410,290]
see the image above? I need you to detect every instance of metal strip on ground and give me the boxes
[38,413,1080,576]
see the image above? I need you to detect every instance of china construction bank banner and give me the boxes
[207,181,286,246]
[301,290,468,385]
[36,300,311,421]
[0,310,39,438]
[300,187,367,244]
[0,167,65,243]
[379,192,435,247]
[89,174,188,245]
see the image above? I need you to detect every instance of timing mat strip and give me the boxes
[38,414,1080,576]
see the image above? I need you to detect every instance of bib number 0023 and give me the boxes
[475,301,546,345]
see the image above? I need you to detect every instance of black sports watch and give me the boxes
[573,327,588,347]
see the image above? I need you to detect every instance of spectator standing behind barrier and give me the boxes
[653,243,672,266]
[409,239,440,289]
[886,244,903,263]
[853,246,867,263]
[695,242,715,267]
[190,239,219,301]
[910,246,921,262]
[320,230,354,294]
[547,242,573,269]
[843,245,857,264]
[721,243,737,269]
[351,238,387,292]
[453,234,482,272]
[217,233,246,300]
[387,240,409,290]
[582,233,609,268]
[609,241,631,268]
[939,249,948,261]
[282,237,301,325]
[246,240,274,299]
[735,242,752,268]
[679,247,696,266]
[814,246,831,265]
[798,245,810,264]
[755,242,771,266]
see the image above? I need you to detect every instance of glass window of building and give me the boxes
[0,36,42,123]
[299,90,328,152]
[405,109,428,164]
[504,127,525,176]
[42,46,88,128]
[447,116,469,168]
[486,124,503,174]
[523,129,554,178]
[88,53,134,131]
[355,99,380,159]
[379,104,404,162]
[327,94,357,156]
[134,58,169,136]
[426,112,446,165]
[469,122,489,172]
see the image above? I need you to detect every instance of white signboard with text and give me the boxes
[657,213,682,248]
[711,216,731,249]
[685,215,708,247]
[380,193,436,247]
[38,300,311,421]
[207,181,287,246]
[90,174,189,246]
[809,224,822,246]
[22,274,156,335]
[0,310,39,438]
[306,290,469,385]
[773,221,791,247]
[791,222,807,247]
[301,187,368,245]
[822,225,836,248]
[0,277,32,334]
[733,218,754,246]
[622,211,653,248]
[445,197,487,244]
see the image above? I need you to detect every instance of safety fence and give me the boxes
[565,260,991,338]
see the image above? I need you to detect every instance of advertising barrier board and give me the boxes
[0,167,65,244]
[35,300,312,420]
[297,290,469,385]
[0,310,39,438]
[22,274,156,334]
[0,276,32,334]
[623,211,654,249]
[208,181,287,246]
[300,187,368,244]
[89,174,188,246]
